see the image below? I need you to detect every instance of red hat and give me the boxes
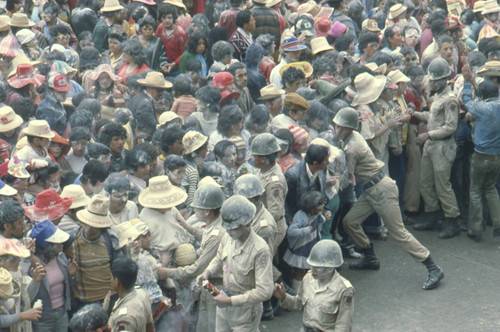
[445,17,464,31]
[315,17,332,37]
[212,72,234,90]
[288,125,309,149]
[50,131,71,156]
[47,73,72,92]
[23,189,75,222]
[219,91,240,107]
[7,63,45,89]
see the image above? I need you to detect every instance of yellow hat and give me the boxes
[310,37,334,55]
[387,70,410,84]
[279,61,314,77]
[259,84,285,100]
[182,130,208,154]
[138,176,188,209]
[101,0,124,12]
[0,268,20,298]
[137,71,173,89]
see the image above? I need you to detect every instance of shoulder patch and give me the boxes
[271,175,279,182]
[260,219,268,227]
[211,229,220,237]
[342,278,353,289]
[118,307,128,316]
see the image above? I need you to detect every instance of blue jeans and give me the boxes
[32,306,68,332]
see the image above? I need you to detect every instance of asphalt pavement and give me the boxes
[260,222,500,332]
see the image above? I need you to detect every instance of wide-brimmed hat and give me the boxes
[482,0,500,14]
[0,238,30,258]
[183,130,207,154]
[101,0,124,12]
[115,221,142,248]
[310,37,333,55]
[364,62,387,75]
[76,195,112,228]
[88,64,121,81]
[15,29,35,45]
[8,53,40,78]
[29,219,70,248]
[317,78,350,99]
[219,91,240,106]
[60,184,90,209]
[259,84,285,100]
[362,19,381,32]
[8,63,45,89]
[24,189,74,222]
[22,120,55,139]
[47,73,72,92]
[0,268,20,298]
[8,13,34,28]
[50,60,78,77]
[0,15,10,31]
[352,73,386,106]
[50,131,71,156]
[280,61,314,77]
[387,70,410,84]
[0,106,22,133]
[388,3,407,19]
[477,60,500,76]
[297,1,333,19]
[138,175,188,209]
[281,36,307,52]
[137,71,173,89]
[267,0,282,7]
[473,0,485,13]
[7,157,29,179]
[157,111,182,128]
[0,34,23,58]
[0,179,16,196]
[163,0,186,9]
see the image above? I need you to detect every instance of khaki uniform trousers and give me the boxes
[343,177,430,262]
[420,138,460,218]
[197,285,219,332]
[215,303,263,332]
[403,124,422,212]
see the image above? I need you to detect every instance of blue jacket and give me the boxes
[36,92,67,136]
[462,82,500,155]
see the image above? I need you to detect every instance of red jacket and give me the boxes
[156,24,187,65]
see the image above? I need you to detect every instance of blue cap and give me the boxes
[281,37,307,52]
[29,220,69,248]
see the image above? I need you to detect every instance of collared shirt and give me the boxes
[257,163,288,223]
[343,131,384,183]
[417,86,459,140]
[250,203,277,255]
[305,163,318,183]
[109,288,153,332]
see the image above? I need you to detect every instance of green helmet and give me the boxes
[427,57,451,80]
[251,133,280,156]
[234,174,265,198]
[220,195,256,230]
[332,107,359,129]
[306,239,344,268]
[191,184,225,209]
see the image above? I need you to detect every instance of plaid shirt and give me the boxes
[251,4,281,45]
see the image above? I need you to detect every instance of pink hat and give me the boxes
[212,72,234,90]
[315,17,332,37]
[330,21,347,38]
[288,125,309,150]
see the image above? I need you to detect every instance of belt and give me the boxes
[210,278,223,285]
[431,135,452,141]
[303,324,321,332]
[362,171,385,191]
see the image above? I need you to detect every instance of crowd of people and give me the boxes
[0,0,498,329]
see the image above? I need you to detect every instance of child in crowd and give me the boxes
[170,74,197,119]
[213,140,238,197]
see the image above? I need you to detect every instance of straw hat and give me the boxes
[29,219,70,248]
[50,60,78,77]
[0,106,22,132]
[8,63,45,89]
[477,60,500,76]
[351,73,386,106]
[101,0,124,12]
[175,243,196,266]
[267,0,282,7]
[388,4,407,19]
[137,71,173,89]
[0,268,20,298]
[279,61,314,77]
[0,15,10,31]
[296,1,333,19]
[163,0,186,10]
[24,189,74,222]
[310,138,337,163]
[138,176,188,209]
[362,19,381,32]
[0,238,30,258]
[0,180,16,196]
[8,53,40,78]
[22,120,55,139]
[60,184,91,209]
[88,64,121,81]
[7,157,29,179]
[183,130,207,154]
[364,62,387,75]
[482,0,500,14]
[15,29,35,45]
[259,84,285,100]
[310,37,334,55]
[8,13,34,28]
[473,0,485,13]
[129,218,149,234]
[114,221,142,248]
[76,195,112,228]
[157,111,182,128]
[387,70,410,84]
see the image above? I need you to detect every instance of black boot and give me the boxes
[414,211,441,231]
[261,300,274,321]
[349,244,380,270]
[422,256,444,290]
[438,217,460,239]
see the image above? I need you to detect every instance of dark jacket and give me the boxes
[251,4,281,45]
[36,92,68,136]
[284,160,326,222]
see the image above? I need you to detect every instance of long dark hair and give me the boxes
[186,31,207,54]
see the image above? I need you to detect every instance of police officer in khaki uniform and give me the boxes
[274,240,354,332]
[164,184,226,332]
[197,195,274,332]
[333,107,445,290]
[412,57,461,239]
[108,258,154,332]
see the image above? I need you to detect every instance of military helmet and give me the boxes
[306,239,344,268]
[220,195,256,230]
[332,107,359,130]
[191,183,225,209]
[251,133,280,156]
[234,174,265,198]
[427,57,451,80]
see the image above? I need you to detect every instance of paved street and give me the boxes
[260,225,500,331]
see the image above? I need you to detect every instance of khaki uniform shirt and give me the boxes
[109,288,153,332]
[257,163,288,225]
[282,271,354,332]
[343,131,385,184]
[357,104,389,161]
[204,230,274,306]
[167,216,225,280]
[416,86,459,140]
[251,203,278,256]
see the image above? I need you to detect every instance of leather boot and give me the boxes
[349,244,380,270]
[438,217,460,239]
[261,300,274,321]
[414,211,441,231]
[422,256,444,290]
